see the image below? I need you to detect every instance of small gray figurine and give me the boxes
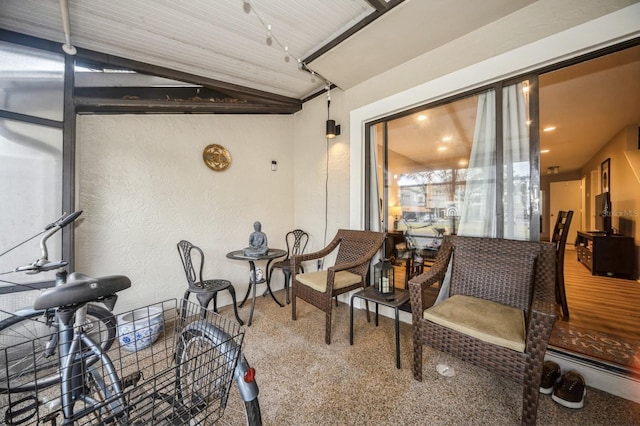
[243,221,268,257]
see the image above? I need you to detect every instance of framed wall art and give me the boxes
[600,158,610,193]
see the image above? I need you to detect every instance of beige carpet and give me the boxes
[216,289,640,425]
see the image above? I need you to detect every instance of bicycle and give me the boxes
[0,211,118,392]
[0,213,261,425]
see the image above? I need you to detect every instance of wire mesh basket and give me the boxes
[0,299,244,425]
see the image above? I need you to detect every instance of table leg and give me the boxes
[349,294,356,345]
[239,281,252,307]
[247,260,257,326]
[375,303,379,327]
[394,306,401,369]
[263,259,284,307]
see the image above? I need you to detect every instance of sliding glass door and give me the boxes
[368,79,536,266]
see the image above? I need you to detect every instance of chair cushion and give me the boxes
[422,294,526,352]
[295,270,362,292]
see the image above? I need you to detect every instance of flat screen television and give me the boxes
[595,192,612,235]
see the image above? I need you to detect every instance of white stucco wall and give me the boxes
[76,114,294,312]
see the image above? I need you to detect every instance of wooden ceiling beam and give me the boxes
[303,0,405,65]
[74,97,301,114]
[364,0,390,12]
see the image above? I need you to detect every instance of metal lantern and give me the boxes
[374,259,395,296]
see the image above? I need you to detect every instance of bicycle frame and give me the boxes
[55,307,127,424]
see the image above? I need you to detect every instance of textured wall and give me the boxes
[76,114,295,312]
[292,89,351,256]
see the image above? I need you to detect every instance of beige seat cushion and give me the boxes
[423,294,526,352]
[295,270,362,292]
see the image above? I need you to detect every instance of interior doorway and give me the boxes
[549,180,581,248]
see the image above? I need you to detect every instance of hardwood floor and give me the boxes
[562,248,640,341]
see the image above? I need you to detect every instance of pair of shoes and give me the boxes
[552,370,586,409]
[539,360,561,394]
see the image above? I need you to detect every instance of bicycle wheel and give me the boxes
[0,304,117,392]
[175,322,261,426]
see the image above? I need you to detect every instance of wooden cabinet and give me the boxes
[576,231,635,278]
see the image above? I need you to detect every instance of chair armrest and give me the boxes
[291,234,341,272]
[525,242,557,352]
[408,239,452,322]
[525,298,557,353]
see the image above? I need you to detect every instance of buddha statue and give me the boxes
[243,221,269,257]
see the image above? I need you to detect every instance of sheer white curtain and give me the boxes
[458,90,497,237]
[503,82,530,240]
[436,91,496,304]
[370,127,382,232]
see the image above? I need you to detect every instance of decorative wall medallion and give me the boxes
[203,144,231,171]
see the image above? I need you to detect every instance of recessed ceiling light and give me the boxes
[541,149,550,153]
[437,146,447,152]
[417,115,427,121]
[442,136,452,142]
[543,126,556,132]
[459,159,468,166]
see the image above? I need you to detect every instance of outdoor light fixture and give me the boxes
[374,259,395,296]
[326,119,340,139]
[326,86,340,139]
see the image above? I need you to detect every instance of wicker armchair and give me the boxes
[291,229,386,344]
[409,235,556,425]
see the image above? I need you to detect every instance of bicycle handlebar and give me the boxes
[12,211,83,274]
[44,210,83,231]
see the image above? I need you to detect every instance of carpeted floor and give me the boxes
[218,289,640,425]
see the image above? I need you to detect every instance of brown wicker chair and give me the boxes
[291,229,386,344]
[409,235,556,425]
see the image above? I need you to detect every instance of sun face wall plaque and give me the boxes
[203,144,231,171]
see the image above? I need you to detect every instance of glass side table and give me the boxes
[349,286,410,369]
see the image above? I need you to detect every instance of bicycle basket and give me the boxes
[0,299,245,425]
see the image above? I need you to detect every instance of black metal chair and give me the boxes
[552,210,573,318]
[177,240,244,325]
[267,229,309,304]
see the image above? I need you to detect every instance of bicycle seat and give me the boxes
[33,272,131,310]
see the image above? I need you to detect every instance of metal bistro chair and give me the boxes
[177,240,244,325]
[267,229,309,304]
